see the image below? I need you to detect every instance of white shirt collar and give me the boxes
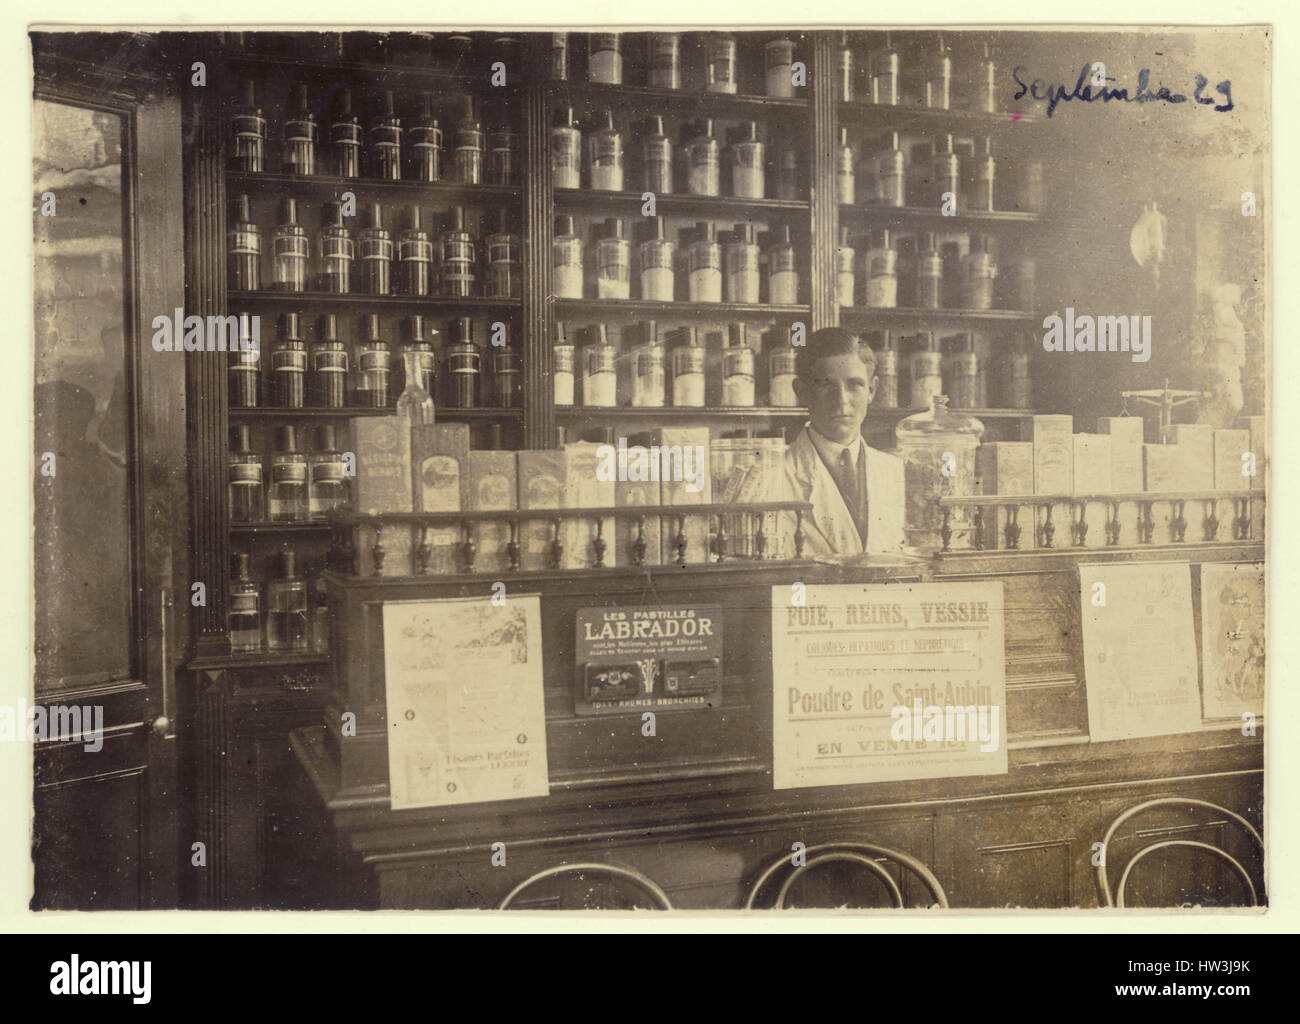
[806,424,865,468]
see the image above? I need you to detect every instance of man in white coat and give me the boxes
[779,327,905,560]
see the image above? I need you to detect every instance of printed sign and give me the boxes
[1199,562,1265,721]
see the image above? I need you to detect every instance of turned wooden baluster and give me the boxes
[592,516,606,568]
[1138,501,1155,543]
[715,515,728,562]
[548,518,564,570]
[416,526,433,574]
[342,527,357,576]
[1234,497,1251,540]
[754,513,768,560]
[1170,499,1187,542]
[972,506,985,551]
[371,522,386,576]
[1005,504,1021,550]
[1202,499,1220,541]
[460,520,477,573]
[794,509,806,558]
[631,516,647,567]
[674,515,688,566]
[1105,501,1121,546]
[940,506,953,552]
[506,519,520,572]
[1072,501,1088,546]
[1041,502,1055,549]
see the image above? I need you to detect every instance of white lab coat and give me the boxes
[779,425,906,560]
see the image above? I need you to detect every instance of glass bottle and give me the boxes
[229,78,266,173]
[266,551,309,652]
[837,31,855,102]
[452,96,483,185]
[687,221,722,303]
[397,205,432,297]
[552,106,581,189]
[271,313,307,408]
[638,216,674,301]
[409,92,442,183]
[309,424,350,519]
[227,194,261,291]
[282,84,317,175]
[228,312,262,408]
[929,133,959,210]
[971,136,996,212]
[730,121,764,199]
[270,198,308,292]
[492,335,523,409]
[358,203,392,296]
[767,225,799,305]
[553,214,583,298]
[330,88,362,178]
[268,425,309,522]
[1003,332,1033,409]
[317,201,352,294]
[554,323,576,406]
[941,241,964,308]
[963,234,996,311]
[439,205,477,298]
[588,32,623,85]
[875,130,905,208]
[836,225,856,307]
[684,119,720,197]
[228,553,262,654]
[228,424,265,523]
[309,574,331,655]
[722,323,755,407]
[836,127,855,205]
[369,90,402,181]
[977,42,999,114]
[551,32,569,80]
[876,332,899,407]
[588,110,623,192]
[775,144,801,200]
[999,254,1036,311]
[647,32,681,90]
[396,347,436,425]
[354,314,391,408]
[865,229,898,309]
[707,33,738,94]
[487,125,517,186]
[949,334,979,409]
[894,395,985,550]
[311,313,348,409]
[765,37,796,98]
[642,115,673,194]
[484,209,521,299]
[446,317,481,409]
[725,222,760,304]
[401,315,438,399]
[593,217,631,300]
[582,324,617,407]
[925,35,952,110]
[630,321,665,408]
[909,332,943,408]
[871,33,900,106]
[769,339,799,407]
[670,327,705,407]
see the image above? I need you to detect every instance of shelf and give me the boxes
[228,51,522,97]
[227,171,520,204]
[227,291,522,314]
[555,188,807,220]
[231,522,333,535]
[550,80,810,120]
[840,306,1037,329]
[838,204,1039,228]
[229,406,523,420]
[189,651,331,672]
[557,405,807,420]
[839,100,1041,132]
[555,298,809,321]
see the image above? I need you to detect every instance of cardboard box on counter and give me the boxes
[1213,429,1251,491]
[516,450,566,572]
[466,450,517,574]
[655,427,713,564]
[1245,414,1266,489]
[353,416,412,576]
[1143,443,1182,492]
[974,441,1034,550]
[1097,416,1144,492]
[1072,434,1112,495]
[1172,423,1214,490]
[410,423,469,574]
[1018,415,1073,494]
[563,441,617,569]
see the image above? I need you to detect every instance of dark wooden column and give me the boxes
[522,40,556,448]
[809,31,840,331]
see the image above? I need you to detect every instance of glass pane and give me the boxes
[32,98,133,692]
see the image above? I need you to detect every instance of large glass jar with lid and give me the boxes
[894,395,984,550]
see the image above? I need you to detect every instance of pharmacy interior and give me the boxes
[35,28,1268,910]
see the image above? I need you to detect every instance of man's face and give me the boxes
[794,352,878,445]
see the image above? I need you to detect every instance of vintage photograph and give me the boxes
[29,25,1268,911]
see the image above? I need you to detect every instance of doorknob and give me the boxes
[152,715,171,737]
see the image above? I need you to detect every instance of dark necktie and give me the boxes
[833,448,867,546]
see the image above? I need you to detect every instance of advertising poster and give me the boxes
[1199,562,1265,721]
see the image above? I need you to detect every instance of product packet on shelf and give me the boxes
[563,441,617,569]
[411,423,470,574]
[516,450,566,572]
[1072,433,1112,548]
[353,416,413,577]
[1018,414,1073,495]
[1172,423,1215,490]
[655,426,713,564]
[465,450,518,574]
[1096,416,1144,492]
[975,441,1033,549]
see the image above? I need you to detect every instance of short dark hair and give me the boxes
[795,327,876,383]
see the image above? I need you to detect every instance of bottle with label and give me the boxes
[354,314,391,408]
[722,323,756,407]
[775,145,801,200]
[269,425,309,522]
[687,221,722,303]
[228,312,261,408]
[228,424,265,523]
[971,136,996,212]
[396,346,436,425]
[647,32,681,89]
[865,229,898,308]
[976,43,999,114]
[446,317,481,409]
[916,231,943,309]
[487,126,517,186]
[551,32,569,80]
[1002,333,1033,408]
[769,338,799,406]
[671,327,705,407]
[271,313,307,408]
[283,85,317,175]
[309,424,350,519]
[311,313,348,408]
[270,198,308,292]
[593,217,631,300]
[998,254,1035,311]
[948,334,979,409]
[358,203,392,296]
[553,214,583,298]
[316,201,352,294]
[637,216,674,301]
[227,194,261,292]
[725,222,760,304]
[630,321,665,408]
[369,90,402,180]
[941,241,964,308]
[397,205,433,297]
[836,225,856,307]
[409,93,442,183]
[588,110,624,192]
[266,551,308,651]
[876,332,899,407]
[492,335,523,409]
[400,315,438,400]
[707,34,738,94]
[582,324,617,407]
[230,79,266,173]
[838,31,855,101]
[875,130,905,208]
[836,127,855,205]
[730,121,765,199]
[929,133,959,210]
[553,322,576,405]
[588,33,623,84]
[439,206,477,298]
[962,234,996,310]
[330,88,362,178]
[871,33,900,105]
[767,225,799,305]
[552,106,581,189]
[925,35,952,110]
[1016,161,1044,213]
[909,332,943,409]
[484,209,521,299]
[452,96,484,185]
[766,37,796,97]
[229,553,262,654]
[684,119,720,197]
[642,115,673,194]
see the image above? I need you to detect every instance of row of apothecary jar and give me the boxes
[228,550,328,655]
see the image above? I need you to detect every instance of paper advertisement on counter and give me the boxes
[382,596,548,810]
[1079,563,1202,741]
[1199,562,1265,721]
[771,582,1008,790]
